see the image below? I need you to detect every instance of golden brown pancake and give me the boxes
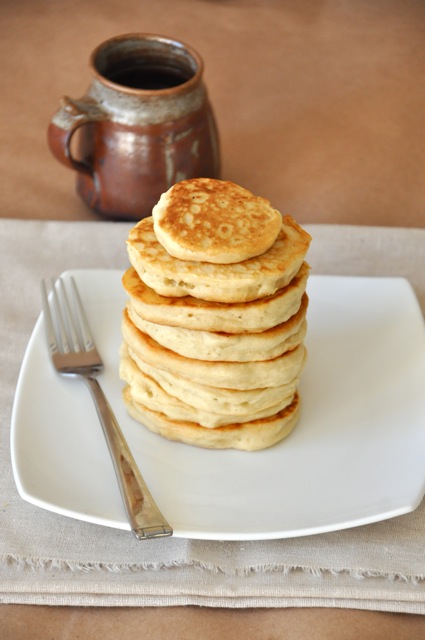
[126,295,308,362]
[122,263,309,333]
[121,342,300,416]
[120,350,297,428]
[121,307,307,390]
[152,178,283,264]
[122,386,301,451]
[121,179,312,451]
[126,215,311,303]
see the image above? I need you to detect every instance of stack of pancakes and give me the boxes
[120,178,311,451]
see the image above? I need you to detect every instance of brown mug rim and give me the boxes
[89,32,204,95]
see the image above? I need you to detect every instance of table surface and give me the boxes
[1,0,424,637]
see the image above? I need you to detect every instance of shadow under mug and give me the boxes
[47,33,220,221]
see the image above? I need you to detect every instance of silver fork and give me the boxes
[41,275,173,540]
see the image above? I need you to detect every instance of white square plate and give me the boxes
[10,270,425,540]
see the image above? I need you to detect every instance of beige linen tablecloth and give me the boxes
[1,219,424,612]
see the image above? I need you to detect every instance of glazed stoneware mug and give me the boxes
[47,33,220,220]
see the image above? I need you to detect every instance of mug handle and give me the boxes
[47,96,105,175]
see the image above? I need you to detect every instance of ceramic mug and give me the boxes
[47,33,220,220]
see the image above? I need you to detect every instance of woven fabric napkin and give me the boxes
[1,219,424,611]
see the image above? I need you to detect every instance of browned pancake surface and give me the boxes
[152,178,282,263]
[122,263,309,333]
[127,216,312,302]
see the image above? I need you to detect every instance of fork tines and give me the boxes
[41,276,95,356]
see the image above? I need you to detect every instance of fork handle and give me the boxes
[82,375,173,539]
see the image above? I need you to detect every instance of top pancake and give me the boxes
[152,178,282,264]
[127,215,311,303]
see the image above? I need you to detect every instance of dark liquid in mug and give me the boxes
[106,64,191,90]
